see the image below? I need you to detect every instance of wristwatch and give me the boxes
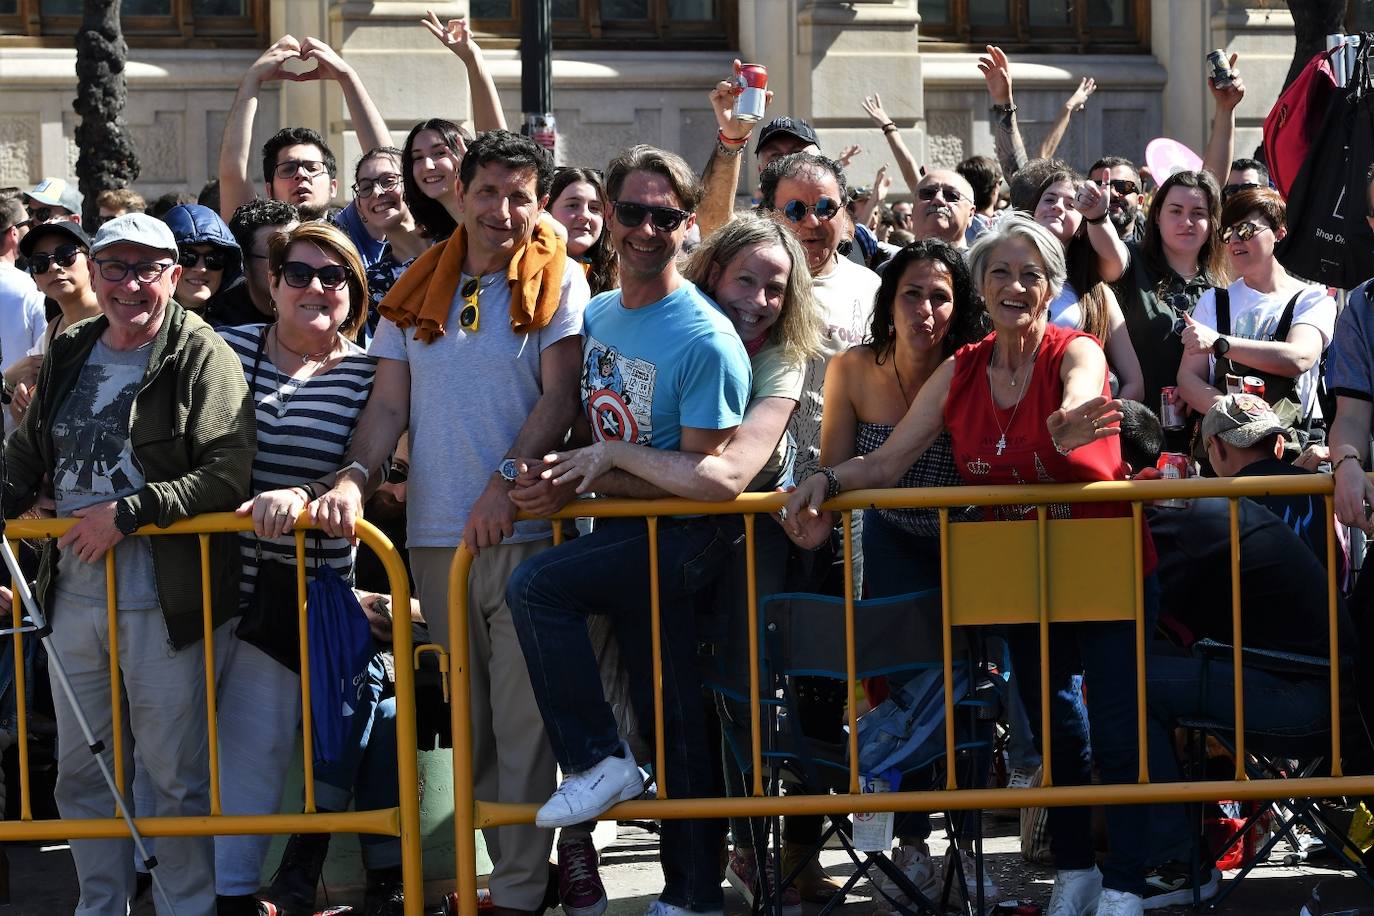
[1211,336,1231,358]
[114,499,139,536]
[498,458,520,483]
[339,460,370,486]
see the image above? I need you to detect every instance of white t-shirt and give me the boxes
[1191,278,1336,417]
[790,256,881,481]
[1047,281,1082,331]
[0,263,48,436]
[371,256,589,547]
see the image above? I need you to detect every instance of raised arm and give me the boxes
[1038,77,1096,160]
[979,46,1028,179]
[853,165,891,230]
[1076,168,1129,282]
[421,13,508,132]
[1201,52,1245,181]
[219,36,306,220]
[699,59,768,240]
[861,92,922,198]
[301,37,391,153]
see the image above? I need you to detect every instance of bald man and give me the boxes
[913,169,976,249]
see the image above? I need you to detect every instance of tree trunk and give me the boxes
[74,0,139,227]
[1284,0,1346,92]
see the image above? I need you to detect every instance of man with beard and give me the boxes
[1089,156,1146,243]
[911,169,976,250]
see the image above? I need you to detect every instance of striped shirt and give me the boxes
[219,324,376,604]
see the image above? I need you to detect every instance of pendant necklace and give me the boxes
[893,358,914,408]
[987,348,1037,456]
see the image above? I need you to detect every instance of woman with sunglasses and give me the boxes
[1113,170,1226,445]
[161,203,246,319]
[1031,170,1144,401]
[212,222,402,915]
[549,167,619,296]
[1176,187,1335,430]
[9,221,101,425]
[356,146,431,344]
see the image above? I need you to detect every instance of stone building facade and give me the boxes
[0,1,1310,203]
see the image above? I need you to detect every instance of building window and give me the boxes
[919,0,1149,53]
[0,0,266,47]
[470,0,737,50]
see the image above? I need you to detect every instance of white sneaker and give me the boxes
[645,900,723,916]
[536,741,644,828]
[1047,866,1103,916]
[944,847,999,903]
[868,842,940,906]
[1096,888,1145,916]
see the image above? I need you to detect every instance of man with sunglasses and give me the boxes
[1089,156,1146,242]
[3,212,255,916]
[913,169,977,250]
[23,177,83,227]
[1222,157,1269,202]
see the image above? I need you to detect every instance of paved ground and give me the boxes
[4,813,1371,914]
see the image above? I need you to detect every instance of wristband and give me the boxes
[880,123,898,134]
[1085,212,1108,225]
[716,137,746,157]
[990,102,1017,115]
[819,466,842,500]
[717,129,749,147]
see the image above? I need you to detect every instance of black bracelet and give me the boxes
[881,123,898,134]
[1086,212,1109,225]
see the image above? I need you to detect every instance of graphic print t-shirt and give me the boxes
[581,282,751,452]
[53,340,158,609]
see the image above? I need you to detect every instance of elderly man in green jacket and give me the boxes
[3,212,255,916]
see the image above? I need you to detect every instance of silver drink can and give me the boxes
[1208,49,1233,88]
[1161,386,1185,431]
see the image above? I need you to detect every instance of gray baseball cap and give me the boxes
[24,177,83,216]
[90,212,179,260]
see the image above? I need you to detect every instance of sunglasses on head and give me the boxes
[1109,179,1139,196]
[353,174,403,198]
[779,197,841,223]
[459,276,484,331]
[280,261,350,290]
[177,250,228,271]
[28,244,83,275]
[917,185,965,203]
[1222,181,1262,200]
[1220,220,1271,243]
[612,201,689,232]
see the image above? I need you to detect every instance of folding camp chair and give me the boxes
[1177,639,1374,909]
[705,588,1000,916]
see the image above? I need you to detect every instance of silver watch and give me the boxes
[498,458,520,482]
[340,459,370,485]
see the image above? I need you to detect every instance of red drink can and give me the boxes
[1155,451,1190,508]
[1160,386,1184,431]
[733,64,769,123]
[1242,376,1265,397]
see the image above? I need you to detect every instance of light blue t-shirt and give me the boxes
[581,282,751,450]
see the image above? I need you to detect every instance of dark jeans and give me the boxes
[1144,654,1329,865]
[507,515,736,912]
[1006,575,1159,897]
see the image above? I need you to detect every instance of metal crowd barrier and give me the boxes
[445,474,1374,916]
[0,512,424,916]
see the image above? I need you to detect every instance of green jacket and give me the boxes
[3,302,256,648]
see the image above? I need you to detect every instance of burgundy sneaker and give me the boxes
[557,835,608,916]
[725,849,802,916]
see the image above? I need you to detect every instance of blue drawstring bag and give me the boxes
[307,565,374,765]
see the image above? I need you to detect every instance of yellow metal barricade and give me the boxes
[445,473,1374,915]
[0,512,424,916]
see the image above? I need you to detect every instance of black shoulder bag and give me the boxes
[1210,287,1304,414]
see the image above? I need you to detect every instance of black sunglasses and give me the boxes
[612,201,689,232]
[1222,181,1262,200]
[1109,179,1139,196]
[178,250,228,271]
[780,197,841,223]
[28,244,84,275]
[25,207,55,224]
[280,261,350,290]
[1220,220,1271,243]
[917,185,965,203]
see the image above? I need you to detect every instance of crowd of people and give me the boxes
[0,25,1370,916]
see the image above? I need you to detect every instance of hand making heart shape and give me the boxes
[249,35,343,86]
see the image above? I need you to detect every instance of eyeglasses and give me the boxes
[280,261,351,290]
[177,250,228,271]
[25,206,55,224]
[459,276,483,331]
[353,174,403,198]
[1109,179,1140,197]
[1220,220,1272,243]
[917,185,965,203]
[92,258,174,284]
[779,197,841,223]
[272,159,329,181]
[612,201,689,232]
[27,244,84,275]
[1222,181,1262,200]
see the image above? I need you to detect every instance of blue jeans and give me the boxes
[1144,654,1328,865]
[1006,575,1159,897]
[508,516,736,912]
[314,654,399,869]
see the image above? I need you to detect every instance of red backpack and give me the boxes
[1263,46,1341,197]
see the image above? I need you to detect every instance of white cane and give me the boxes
[0,536,178,916]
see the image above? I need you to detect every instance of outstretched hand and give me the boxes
[977,45,1014,106]
[1047,396,1123,454]
[1066,76,1097,112]
[861,93,890,127]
